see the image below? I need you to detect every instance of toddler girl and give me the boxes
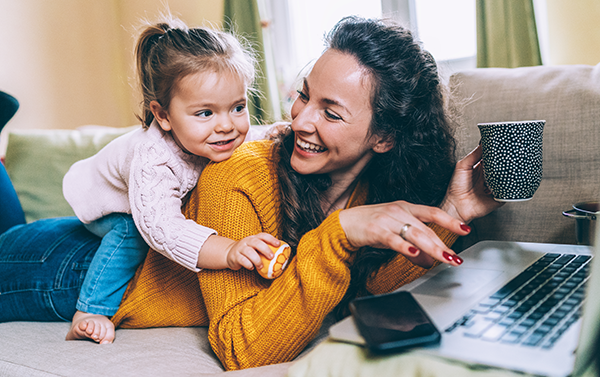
[62,17,279,344]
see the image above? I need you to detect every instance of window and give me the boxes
[263,0,477,114]
[412,0,476,62]
[263,0,382,113]
[286,0,382,77]
[383,0,477,76]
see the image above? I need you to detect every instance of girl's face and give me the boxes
[289,49,390,185]
[153,70,250,162]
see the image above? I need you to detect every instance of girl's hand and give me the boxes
[442,144,504,224]
[338,201,471,268]
[225,233,281,271]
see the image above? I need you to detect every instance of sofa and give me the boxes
[1,63,599,377]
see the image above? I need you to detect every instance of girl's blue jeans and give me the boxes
[78,213,148,316]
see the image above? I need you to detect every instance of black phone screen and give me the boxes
[349,291,441,353]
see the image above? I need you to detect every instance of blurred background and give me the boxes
[1,0,599,153]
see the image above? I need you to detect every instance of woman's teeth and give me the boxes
[297,139,326,152]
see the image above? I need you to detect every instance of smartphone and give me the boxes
[349,291,441,353]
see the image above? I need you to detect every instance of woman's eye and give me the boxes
[296,90,308,102]
[197,110,212,118]
[325,110,342,121]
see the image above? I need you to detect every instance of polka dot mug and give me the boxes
[478,120,545,202]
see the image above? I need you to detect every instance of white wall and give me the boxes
[545,0,600,65]
[0,0,224,153]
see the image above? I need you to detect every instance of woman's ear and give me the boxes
[372,136,394,154]
[150,100,171,131]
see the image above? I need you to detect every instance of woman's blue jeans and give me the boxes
[0,217,101,322]
[78,213,147,316]
[0,162,25,234]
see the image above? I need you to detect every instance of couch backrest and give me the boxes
[450,64,600,250]
[4,126,135,222]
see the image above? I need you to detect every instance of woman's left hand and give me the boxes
[442,144,503,224]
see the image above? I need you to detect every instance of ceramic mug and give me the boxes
[478,120,545,202]
[562,202,599,245]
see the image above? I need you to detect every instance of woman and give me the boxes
[0,17,498,369]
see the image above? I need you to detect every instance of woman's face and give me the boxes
[290,49,387,184]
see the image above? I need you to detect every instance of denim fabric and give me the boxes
[0,162,25,234]
[0,91,19,132]
[77,213,148,316]
[0,217,100,322]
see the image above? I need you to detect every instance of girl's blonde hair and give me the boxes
[135,17,256,127]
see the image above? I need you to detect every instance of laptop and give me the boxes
[329,226,600,376]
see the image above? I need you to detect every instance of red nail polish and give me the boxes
[454,255,464,265]
[460,223,471,232]
[408,246,419,254]
[442,251,454,262]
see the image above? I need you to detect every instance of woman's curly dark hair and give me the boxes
[272,16,457,318]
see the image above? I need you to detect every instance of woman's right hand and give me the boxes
[442,144,504,224]
[338,201,471,268]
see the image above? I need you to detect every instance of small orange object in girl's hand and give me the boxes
[258,243,291,279]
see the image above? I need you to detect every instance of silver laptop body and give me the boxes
[330,240,599,376]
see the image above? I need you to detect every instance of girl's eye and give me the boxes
[325,110,342,121]
[296,90,308,102]
[197,110,212,118]
[233,104,246,113]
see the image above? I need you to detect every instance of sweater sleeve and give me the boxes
[128,143,215,272]
[184,143,358,370]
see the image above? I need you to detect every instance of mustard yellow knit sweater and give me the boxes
[112,140,458,370]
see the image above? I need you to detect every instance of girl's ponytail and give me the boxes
[135,23,170,127]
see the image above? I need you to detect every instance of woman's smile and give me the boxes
[295,137,327,153]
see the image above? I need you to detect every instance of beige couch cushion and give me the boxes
[450,64,600,249]
[0,322,292,376]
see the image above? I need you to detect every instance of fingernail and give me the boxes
[408,246,419,254]
[460,223,471,233]
[442,251,454,262]
[454,255,464,265]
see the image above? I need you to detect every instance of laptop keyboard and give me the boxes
[445,253,592,349]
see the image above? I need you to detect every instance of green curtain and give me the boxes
[224,0,275,124]
[476,0,542,68]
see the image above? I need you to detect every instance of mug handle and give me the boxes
[562,209,590,220]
